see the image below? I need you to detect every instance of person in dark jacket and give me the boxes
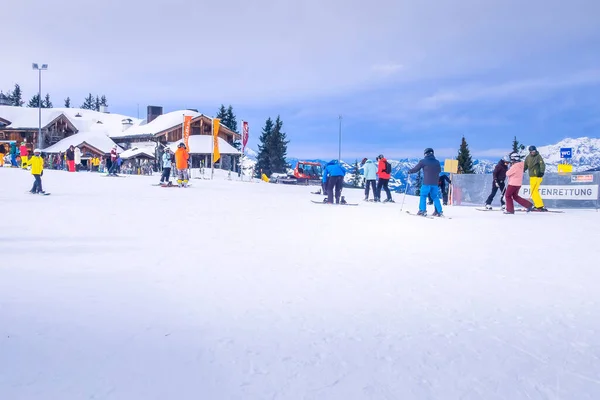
[66,145,76,172]
[523,145,547,211]
[322,160,347,204]
[484,157,509,210]
[375,154,393,202]
[409,148,443,216]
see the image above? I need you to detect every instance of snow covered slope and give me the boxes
[1,168,600,399]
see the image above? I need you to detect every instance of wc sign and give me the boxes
[560,148,572,159]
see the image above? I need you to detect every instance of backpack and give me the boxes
[384,161,391,174]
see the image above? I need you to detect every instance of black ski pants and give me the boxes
[31,174,43,193]
[327,175,344,204]
[364,179,376,199]
[376,178,392,201]
[485,180,506,206]
[160,167,171,183]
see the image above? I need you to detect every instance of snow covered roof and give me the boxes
[44,132,122,154]
[119,142,157,160]
[0,105,143,134]
[168,136,241,155]
[110,109,201,139]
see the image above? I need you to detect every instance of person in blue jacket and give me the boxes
[322,160,347,204]
[408,148,443,217]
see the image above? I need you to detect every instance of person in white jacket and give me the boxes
[74,146,81,170]
[362,158,378,201]
[159,148,173,184]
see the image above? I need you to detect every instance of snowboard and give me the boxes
[311,200,358,206]
[518,209,564,213]
[27,192,50,195]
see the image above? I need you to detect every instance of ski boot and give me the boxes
[384,198,395,203]
[417,210,427,217]
[341,196,347,205]
[432,210,443,217]
[484,204,493,210]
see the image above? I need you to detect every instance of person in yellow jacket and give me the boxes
[523,145,547,212]
[174,142,190,187]
[28,148,46,194]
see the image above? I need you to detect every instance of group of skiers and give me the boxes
[159,143,190,187]
[484,145,547,213]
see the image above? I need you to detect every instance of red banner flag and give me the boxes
[242,121,249,151]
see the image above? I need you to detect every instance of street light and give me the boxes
[32,63,48,149]
[338,114,342,162]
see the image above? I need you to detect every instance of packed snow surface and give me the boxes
[1,168,599,400]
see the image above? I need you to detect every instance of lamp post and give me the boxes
[32,63,48,149]
[338,114,342,161]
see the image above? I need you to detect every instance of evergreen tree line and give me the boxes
[255,116,289,178]
[2,83,108,110]
[215,104,241,150]
[456,135,526,174]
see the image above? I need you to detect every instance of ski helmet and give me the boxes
[424,148,434,156]
[502,155,510,163]
[528,145,537,152]
[509,152,522,162]
[178,142,185,148]
[33,148,41,154]
[378,154,384,160]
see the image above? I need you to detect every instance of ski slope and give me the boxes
[1,168,599,400]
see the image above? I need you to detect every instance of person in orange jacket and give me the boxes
[174,142,190,187]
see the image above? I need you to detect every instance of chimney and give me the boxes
[147,105,163,123]
[121,118,134,132]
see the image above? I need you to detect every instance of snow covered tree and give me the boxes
[100,95,108,107]
[64,97,71,108]
[225,105,238,132]
[81,93,95,109]
[43,93,53,108]
[8,84,24,106]
[456,136,474,174]
[351,159,362,187]
[269,116,289,174]
[27,94,41,108]
[512,136,525,154]
[255,117,274,177]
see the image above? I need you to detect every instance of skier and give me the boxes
[108,146,119,176]
[362,158,377,201]
[28,148,45,194]
[20,141,29,169]
[66,145,76,172]
[160,148,173,184]
[322,159,347,204]
[484,156,509,210]
[10,142,18,167]
[524,145,547,211]
[174,143,190,187]
[427,173,452,206]
[375,154,393,202]
[504,152,533,214]
[408,148,443,217]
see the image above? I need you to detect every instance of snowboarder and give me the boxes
[484,156,509,210]
[375,155,393,202]
[504,152,533,214]
[524,145,547,211]
[66,145,76,172]
[427,173,452,206]
[322,159,347,204]
[408,148,443,217]
[362,158,377,201]
[175,143,190,187]
[160,148,173,184]
[107,146,119,176]
[20,141,29,169]
[28,148,46,194]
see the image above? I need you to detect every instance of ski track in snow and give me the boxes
[1,168,600,400]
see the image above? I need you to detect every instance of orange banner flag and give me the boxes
[183,115,192,152]
[213,118,220,163]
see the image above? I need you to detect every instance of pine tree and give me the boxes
[64,97,71,108]
[225,105,238,132]
[351,160,362,187]
[43,93,53,108]
[95,95,100,111]
[100,95,108,107]
[216,104,227,122]
[512,136,525,154]
[255,117,274,177]
[8,84,24,106]
[269,115,289,173]
[27,94,41,108]
[81,93,94,109]
[456,136,474,174]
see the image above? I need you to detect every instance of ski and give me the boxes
[405,211,451,219]
[518,209,564,213]
[475,208,502,212]
[310,200,358,206]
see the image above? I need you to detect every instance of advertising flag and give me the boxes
[213,118,220,163]
[242,121,249,151]
[183,115,192,151]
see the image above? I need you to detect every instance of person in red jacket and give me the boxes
[20,141,29,169]
[375,154,393,202]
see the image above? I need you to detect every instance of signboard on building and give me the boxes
[560,148,572,159]
[521,185,597,200]
[571,174,594,183]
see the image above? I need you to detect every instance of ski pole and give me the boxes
[400,177,410,211]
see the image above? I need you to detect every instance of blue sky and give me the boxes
[3,0,600,160]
